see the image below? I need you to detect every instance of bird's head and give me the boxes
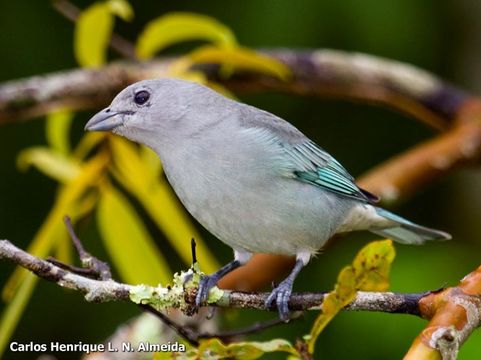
[85,78,227,150]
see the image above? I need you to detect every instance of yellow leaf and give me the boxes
[2,153,109,301]
[109,136,156,190]
[0,153,108,352]
[55,230,72,264]
[17,147,80,183]
[107,0,133,21]
[0,274,38,359]
[136,12,237,59]
[352,239,395,291]
[205,81,237,99]
[97,186,171,285]
[307,240,396,353]
[109,137,219,272]
[46,110,73,155]
[189,46,291,81]
[74,2,113,67]
[140,145,162,178]
[72,132,106,160]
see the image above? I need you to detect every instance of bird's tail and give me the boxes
[370,207,451,245]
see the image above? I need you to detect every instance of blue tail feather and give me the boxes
[372,207,451,245]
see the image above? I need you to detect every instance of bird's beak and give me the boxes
[84,108,125,132]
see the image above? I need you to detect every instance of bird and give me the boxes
[85,78,451,320]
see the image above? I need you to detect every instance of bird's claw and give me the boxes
[195,274,220,306]
[265,280,293,322]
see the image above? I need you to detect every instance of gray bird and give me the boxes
[85,78,450,320]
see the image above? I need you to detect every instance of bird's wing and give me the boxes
[239,105,379,203]
[283,140,378,203]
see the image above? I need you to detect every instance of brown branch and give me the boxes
[404,265,481,359]
[0,49,468,128]
[358,108,481,204]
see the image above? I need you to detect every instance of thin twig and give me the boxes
[197,312,303,342]
[46,256,101,279]
[51,0,136,60]
[137,304,200,346]
[63,215,112,280]
[191,238,197,265]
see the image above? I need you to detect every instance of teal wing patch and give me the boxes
[285,141,377,203]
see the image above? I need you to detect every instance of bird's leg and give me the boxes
[265,252,309,321]
[196,250,251,306]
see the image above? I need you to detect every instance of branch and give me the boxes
[357,110,481,203]
[0,49,468,128]
[0,239,130,302]
[0,238,424,314]
[3,237,481,358]
[404,265,481,359]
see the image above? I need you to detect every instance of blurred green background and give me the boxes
[1,0,481,359]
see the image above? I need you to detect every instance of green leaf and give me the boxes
[107,0,133,21]
[17,147,80,183]
[307,240,396,354]
[74,2,113,67]
[136,12,237,59]
[189,46,291,81]
[97,186,171,285]
[192,338,298,360]
[46,110,74,155]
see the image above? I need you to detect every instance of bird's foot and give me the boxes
[195,273,221,306]
[184,260,242,308]
[265,279,294,322]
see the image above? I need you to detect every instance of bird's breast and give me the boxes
[158,130,353,255]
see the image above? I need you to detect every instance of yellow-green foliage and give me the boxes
[306,240,395,354]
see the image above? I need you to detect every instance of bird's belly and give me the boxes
[168,169,354,256]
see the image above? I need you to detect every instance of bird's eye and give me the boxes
[134,90,150,105]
